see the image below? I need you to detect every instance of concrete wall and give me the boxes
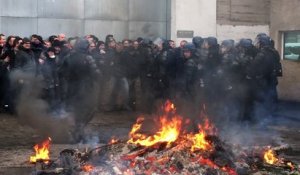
[170,0,217,44]
[217,0,270,25]
[216,0,270,42]
[0,0,168,41]
[270,0,300,101]
[217,24,269,42]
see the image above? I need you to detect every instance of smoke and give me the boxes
[213,95,284,147]
[10,68,99,144]
[219,121,282,147]
[10,70,74,143]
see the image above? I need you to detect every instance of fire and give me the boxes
[190,130,211,152]
[122,101,234,174]
[264,149,278,164]
[128,116,182,147]
[128,101,182,147]
[163,100,176,113]
[82,164,94,172]
[30,137,51,163]
[128,117,145,137]
[287,162,295,170]
[189,119,215,152]
[127,101,216,152]
[109,137,119,145]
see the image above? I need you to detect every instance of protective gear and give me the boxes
[239,39,253,49]
[206,37,218,47]
[182,43,195,52]
[256,33,268,38]
[221,40,235,49]
[192,36,203,48]
[221,40,235,54]
[256,36,272,48]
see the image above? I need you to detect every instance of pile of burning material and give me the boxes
[29,101,299,175]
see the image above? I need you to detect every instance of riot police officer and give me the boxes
[175,43,198,102]
[235,39,257,122]
[219,40,240,123]
[62,38,100,141]
[248,35,280,120]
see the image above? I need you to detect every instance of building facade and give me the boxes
[0,0,170,41]
[0,0,299,101]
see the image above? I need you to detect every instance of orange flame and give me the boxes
[190,129,211,152]
[188,118,215,152]
[30,137,51,163]
[109,137,119,145]
[123,101,238,175]
[127,101,182,147]
[128,116,182,147]
[82,164,94,172]
[264,149,278,164]
[163,100,176,113]
[287,162,295,170]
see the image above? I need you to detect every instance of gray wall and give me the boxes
[0,0,169,41]
[270,0,300,102]
[217,0,270,25]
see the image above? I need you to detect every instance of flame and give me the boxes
[129,117,145,137]
[163,100,176,113]
[127,101,182,147]
[109,137,119,145]
[287,162,295,170]
[188,119,215,152]
[82,164,94,172]
[264,149,278,164]
[190,129,211,152]
[30,137,51,163]
[128,116,182,147]
[125,100,236,174]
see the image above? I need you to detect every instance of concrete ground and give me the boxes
[0,101,299,174]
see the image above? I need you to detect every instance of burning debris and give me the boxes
[29,101,299,175]
[30,137,51,164]
[264,149,278,165]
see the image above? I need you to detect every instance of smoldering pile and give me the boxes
[29,101,299,175]
[31,139,298,175]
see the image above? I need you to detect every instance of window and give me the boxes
[284,31,300,61]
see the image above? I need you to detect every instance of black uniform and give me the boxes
[15,48,36,74]
[236,39,257,122]
[176,55,197,100]
[62,40,100,128]
[41,53,59,110]
[218,46,241,123]
[154,49,167,98]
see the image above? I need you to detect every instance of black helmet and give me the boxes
[257,36,271,48]
[239,38,253,48]
[183,43,195,52]
[192,36,203,48]
[221,39,234,48]
[256,33,268,39]
[206,37,218,47]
